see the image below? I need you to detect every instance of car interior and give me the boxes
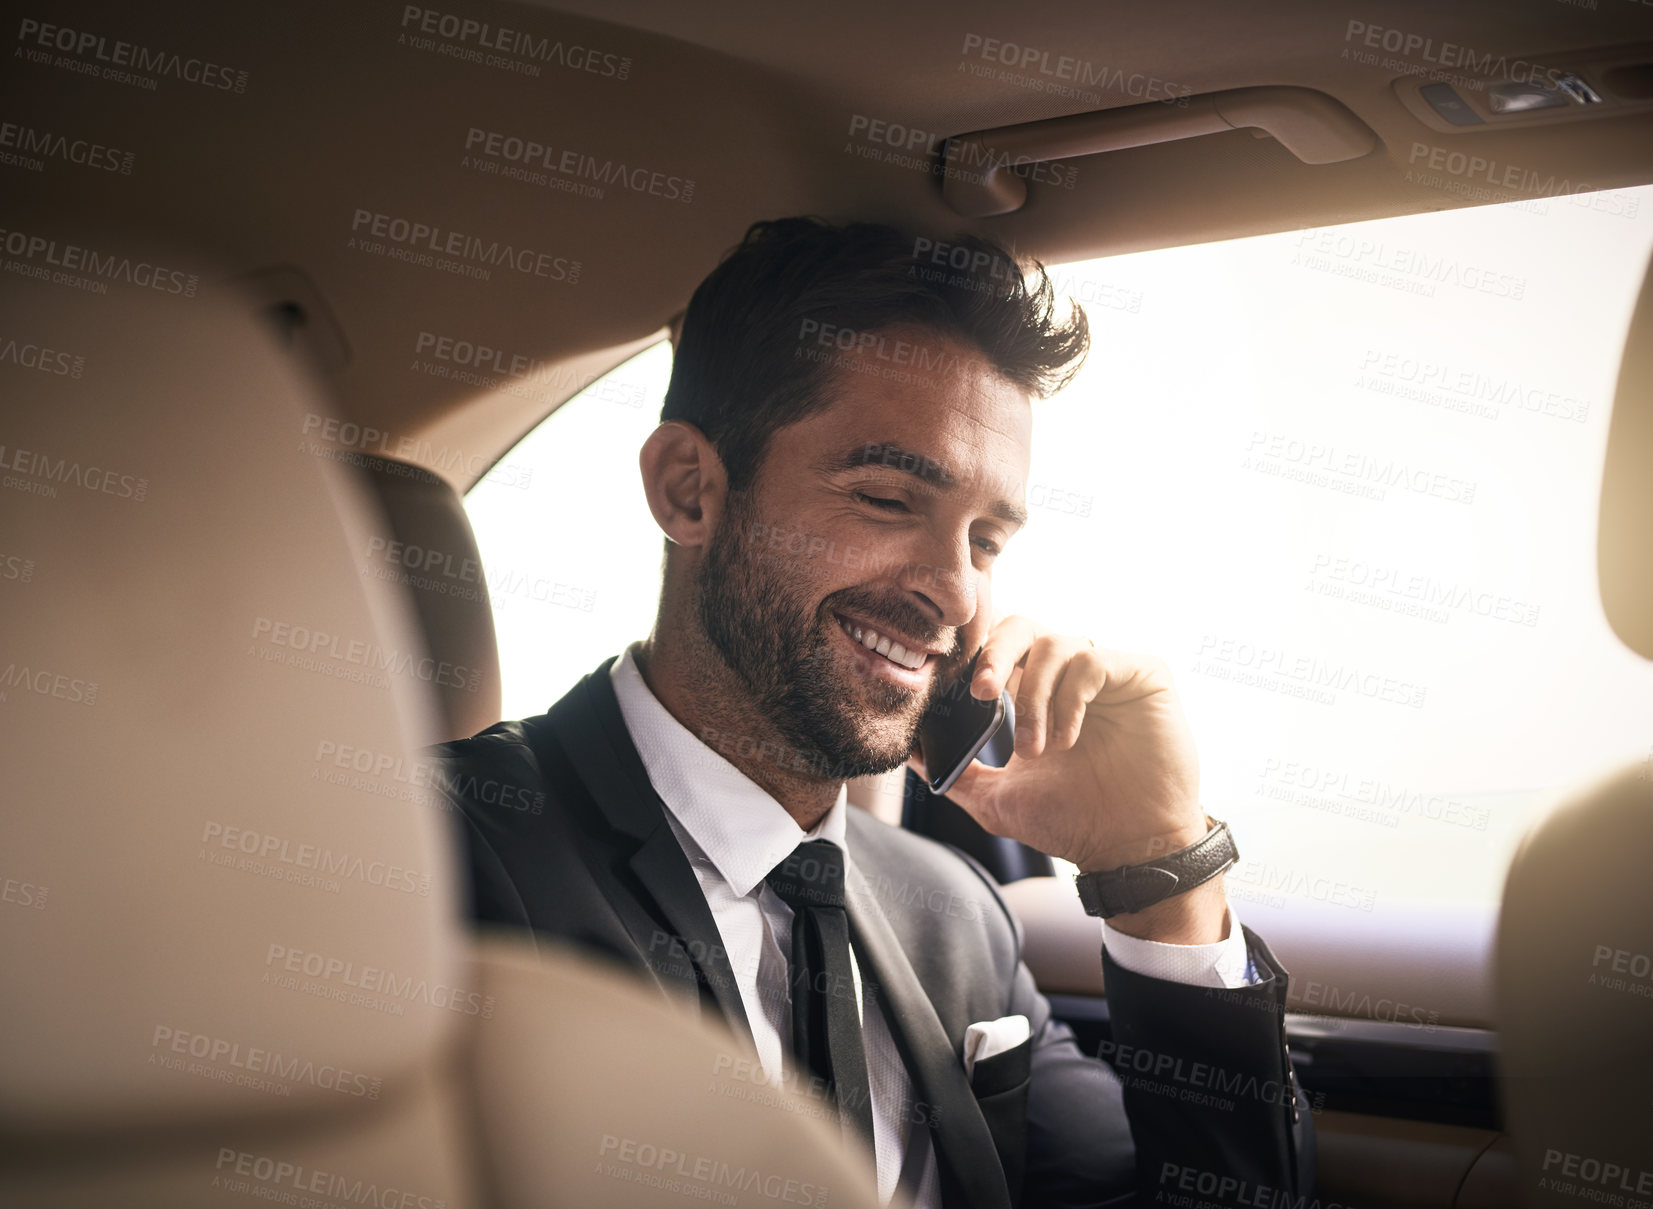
[3,1,1651,1206]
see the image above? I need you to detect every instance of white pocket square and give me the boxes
[963,1014,1030,1077]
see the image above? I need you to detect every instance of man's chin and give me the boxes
[831,708,925,778]
[780,686,923,781]
[821,739,917,781]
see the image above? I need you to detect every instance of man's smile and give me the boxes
[831,609,940,687]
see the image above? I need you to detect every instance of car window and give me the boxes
[463,338,672,720]
[466,186,1653,911]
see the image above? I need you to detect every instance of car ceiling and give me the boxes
[7,0,1653,486]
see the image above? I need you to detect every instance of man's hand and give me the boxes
[909,615,1228,945]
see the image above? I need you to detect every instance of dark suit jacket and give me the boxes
[434,657,1315,1209]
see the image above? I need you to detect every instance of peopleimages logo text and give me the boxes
[199,820,432,896]
[958,33,1191,105]
[464,128,692,202]
[399,6,631,79]
[0,227,198,295]
[0,119,134,173]
[250,616,483,693]
[14,17,250,91]
[1343,20,1561,88]
[150,1027,380,1097]
[213,1149,445,1209]
[349,209,581,283]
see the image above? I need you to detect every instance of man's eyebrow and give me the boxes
[817,442,1028,528]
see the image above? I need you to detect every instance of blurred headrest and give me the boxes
[1599,250,1653,659]
[354,455,501,741]
[0,270,465,1134]
[1495,765,1653,1207]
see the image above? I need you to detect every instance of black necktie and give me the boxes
[764,839,876,1148]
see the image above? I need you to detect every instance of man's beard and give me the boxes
[694,491,959,782]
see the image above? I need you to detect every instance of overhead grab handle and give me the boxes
[942,85,1380,217]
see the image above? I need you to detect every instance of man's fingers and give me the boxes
[1007,642,1169,757]
[972,615,1041,699]
[1049,655,1106,751]
[1011,635,1073,759]
[1086,645,1173,704]
[1002,662,1024,705]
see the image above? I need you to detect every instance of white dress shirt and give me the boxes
[608,642,1254,1206]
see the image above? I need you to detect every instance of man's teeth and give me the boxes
[838,617,926,670]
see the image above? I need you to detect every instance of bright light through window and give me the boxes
[465,187,1653,911]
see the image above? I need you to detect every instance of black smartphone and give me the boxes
[917,648,1016,797]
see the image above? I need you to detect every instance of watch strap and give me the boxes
[1074,818,1238,918]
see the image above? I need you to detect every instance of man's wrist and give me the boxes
[1101,897,1256,986]
[1075,817,1210,874]
[1102,875,1229,945]
[1074,813,1233,944]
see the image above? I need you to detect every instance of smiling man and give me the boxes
[437,217,1314,1209]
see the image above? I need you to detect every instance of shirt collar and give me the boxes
[608,642,849,898]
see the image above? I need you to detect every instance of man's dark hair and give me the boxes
[661,216,1089,493]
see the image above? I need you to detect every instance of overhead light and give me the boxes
[1487,82,1567,114]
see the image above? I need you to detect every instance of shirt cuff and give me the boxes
[1101,899,1256,988]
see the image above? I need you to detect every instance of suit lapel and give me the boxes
[625,826,757,1048]
[846,880,1012,1209]
[540,658,1011,1207]
[542,661,756,1052]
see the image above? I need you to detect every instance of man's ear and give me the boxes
[639,420,727,550]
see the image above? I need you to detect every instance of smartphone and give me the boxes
[917,648,1016,797]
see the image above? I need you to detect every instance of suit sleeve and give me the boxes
[430,731,541,933]
[1098,927,1315,1208]
[1005,920,1314,1209]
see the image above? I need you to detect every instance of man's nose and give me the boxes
[898,530,978,630]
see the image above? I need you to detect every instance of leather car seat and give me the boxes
[0,264,882,1209]
[354,453,502,742]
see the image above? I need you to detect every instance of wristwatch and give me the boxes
[1073,818,1238,918]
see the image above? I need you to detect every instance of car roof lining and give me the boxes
[7,0,1652,486]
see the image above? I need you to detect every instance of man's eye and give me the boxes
[855,493,909,512]
[973,536,1002,557]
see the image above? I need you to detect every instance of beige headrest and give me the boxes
[1495,765,1653,1207]
[1599,251,1653,659]
[355,455,501,741]
[0,272,464,1132]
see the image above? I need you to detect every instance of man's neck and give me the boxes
[633,635,842,832]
